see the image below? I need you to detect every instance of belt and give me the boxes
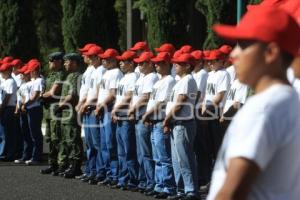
[171,119,194,125]
[149,119,164,123]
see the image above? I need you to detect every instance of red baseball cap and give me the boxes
[219,45,232,55]
[191,50,203,60]
[0,63,13,71]
[154,43,175,55]
[133,52,154,63]
[205,50,224,60]
[203,50,211,60]
[180,45,193,53]
[25,60,41,73]
[173,50,182,59]
[171,53,195,64]
[116,50,136,61]
[130,41,149,51]
[151,52,171,63]
[10,59,23,67]
[78,43,97,52]
[213,7,300,56]
[0,56,13,64]
[99,49,119,59]
[83,46,104,56]
[18,64,29,73]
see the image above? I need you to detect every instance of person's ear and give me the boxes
[264,42,280,65]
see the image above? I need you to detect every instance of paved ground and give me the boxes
[0,161,153,200]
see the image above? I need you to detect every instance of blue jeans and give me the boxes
[82,116,93,175]
[135,120,155,190]
[27,106,43,161]
[99,112,118,181]
[20,113,33,160]
[171,120,198,195]
[85,113,106,178]
[0,118,5,157]
[151,122,176,194]
[116,120,138,186]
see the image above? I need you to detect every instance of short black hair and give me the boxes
[281,51,294,69]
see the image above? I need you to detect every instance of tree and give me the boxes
[0,0,39,60]
[62,0,119,52]
[248,0,262,5]
[114,0,127,51]
[195,0,224,49]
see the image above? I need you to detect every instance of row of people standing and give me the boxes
[38,41,248,200]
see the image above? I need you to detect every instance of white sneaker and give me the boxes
[14,159,25,164]
[25,160,39,165]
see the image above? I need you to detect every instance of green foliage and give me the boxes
[114,0,127,51]
[195,0,224,49]
[33,0,64,74]
[0,0,39,60]
[62,0,119,52]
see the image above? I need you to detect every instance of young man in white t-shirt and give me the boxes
[200,50,230,189]
[79,46,106,184]
[13,65,32,164]
[207,7,300,200]
[111,50,139,190]
[142,52,176,198]
[24,60,44,165]
[164,53,198,200]
[128,51,158,192]
[95,48,123,186]
[0,63,18,162]
[130,41,150,76]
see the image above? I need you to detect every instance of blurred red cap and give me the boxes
[213,7,300,56]
[99,49,119,59]
[130,41,149,51]
[18,64,29,73]
[10,59,23,67]
[116,50,136,61]
[78,43,97,52]
[191,50,203,60]
[171,53,195,64]
[180,45,193,53]
[0,56,13,64]
[154,43,175,56]
[219,45,232,55]
[151,52,171,63]
[133,52,154,63]
[205,50,224,60]
[0,63,13,71]
[83,46,104,56]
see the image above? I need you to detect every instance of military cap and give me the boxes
[48,52,65,61]
[63,53,82,62]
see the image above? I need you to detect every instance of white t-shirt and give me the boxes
[146,75,176,120]
[1,78,17,106]
[204,69,230,107]
[165,74,197,120]
[79,65,95,102]
[171,64,181,81]
[208,84,300,200]
[86,65,106,102]
[287,67,300,97]
[12,73,23,88]
[223,79,248,114]
[97,68,123,108]
[17,82,31,107]
[192,69,209,102]
[114,72,138,116]
[27,77,43,109]
[226,65,236,85]
[131,72,158,117]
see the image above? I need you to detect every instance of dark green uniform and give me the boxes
[59,71,83,168]
[44,70,64,167]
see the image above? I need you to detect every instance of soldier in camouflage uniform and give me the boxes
[57,53,83,178]
[40,52,65,175]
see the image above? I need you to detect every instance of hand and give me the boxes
[21,105,26,113]
[163,118,171,134]
[127,108,134,118]
[219,116,225,123]
[201,104,206,115]
[95,105,103,118]
[79,104,87,114]
[75,104,81,112]
[111,111,118,123]
[141,113,149,124]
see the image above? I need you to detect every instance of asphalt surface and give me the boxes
[0,161,154,200]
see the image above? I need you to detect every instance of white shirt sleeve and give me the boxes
[176,78,189,96]
[216,72,230,93]
[156,79,175,102]
[142,74,157,94]
[4,80,14,94]
[32,79,43,92]
[108,71,122,90]
[234,84,248,104]
[126,74,137,92]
